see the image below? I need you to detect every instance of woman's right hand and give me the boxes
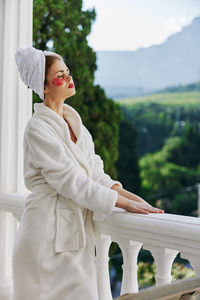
[115,195,163,214]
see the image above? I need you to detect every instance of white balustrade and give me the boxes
[0,193,26,299]
[93,207,200,300]
[1,195,200,299]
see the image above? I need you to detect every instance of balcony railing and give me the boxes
[0,192,200,300]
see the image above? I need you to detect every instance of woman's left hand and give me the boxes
[111,184,164,213]
[134,197,164,213]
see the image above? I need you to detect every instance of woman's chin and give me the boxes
[70,89,76,96]
[65,90,76,99]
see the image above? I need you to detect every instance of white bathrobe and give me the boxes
[12,102,122,300]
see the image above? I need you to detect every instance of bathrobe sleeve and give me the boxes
[26,124,118,215]
[83,125,123,189]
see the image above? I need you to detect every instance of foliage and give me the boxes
[140,136,198,192]
[33,0,123,179]
[170,191,198,216]
[117,91,200,215]
[115,119,141,194]
[167,122,200,169]
[109,242,123,282]
[137,261,156,287]
[120,99,200,157]
[138,261,195,289]
[139,132,200,215]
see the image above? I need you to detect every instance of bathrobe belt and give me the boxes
[29,182,56,194]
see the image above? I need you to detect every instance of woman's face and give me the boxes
[44,59,75,101]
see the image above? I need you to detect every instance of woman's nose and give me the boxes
[64,73,72,81]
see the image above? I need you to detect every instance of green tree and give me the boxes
[33,0,123,179]
[116,119,141,194]
[139,136,199,215]
[137,261,194,289]
[121,102,200,157]
[167,122,200,169]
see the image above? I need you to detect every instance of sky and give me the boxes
[82,0,200,51]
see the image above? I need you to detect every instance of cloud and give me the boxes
[163,17,191,34]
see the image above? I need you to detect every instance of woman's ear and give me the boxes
[44,85,48,95]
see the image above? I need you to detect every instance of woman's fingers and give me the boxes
[146,207,164,213]
[139,203,164,213]
[151,207,165,213]
[130,207,149,214]
[136,200,164,213]
[127,200,164,214]
[142,207,159,213]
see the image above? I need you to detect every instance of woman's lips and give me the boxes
[68,83,75,88]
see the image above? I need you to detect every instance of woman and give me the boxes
[12,47,164,300]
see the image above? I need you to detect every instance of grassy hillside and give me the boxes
[117,91,200,107]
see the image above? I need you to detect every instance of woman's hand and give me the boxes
[126,198,163,214]
[115,195,163,214]
[112,184,164,214]
[131,197,164,212]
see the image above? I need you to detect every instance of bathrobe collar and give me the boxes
[32,102,92,176]
[33,102,82,146]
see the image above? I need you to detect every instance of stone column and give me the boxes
[148,246,179,285]
[117,240,142,295]
[0,0,33,299]
[95,234,113,300]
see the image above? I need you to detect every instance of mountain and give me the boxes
[94,17,200,99]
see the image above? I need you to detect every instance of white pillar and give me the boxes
[148,246,179,285]
[118,240,142,295]
[0,0,33,299]
[95,234,113,300]
[0,0,33,195]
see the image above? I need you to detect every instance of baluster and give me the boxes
[95,234,113,300]
[148,246,179,285]
[117,240,142,295]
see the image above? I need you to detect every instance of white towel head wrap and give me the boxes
[15,46,62,100]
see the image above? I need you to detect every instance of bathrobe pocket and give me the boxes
[55,208,79,252]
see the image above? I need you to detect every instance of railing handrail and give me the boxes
[93,207,200,256]
[0,192,26,216]
[1,192,200,252]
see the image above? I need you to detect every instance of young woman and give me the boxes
[12,47,164,300]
